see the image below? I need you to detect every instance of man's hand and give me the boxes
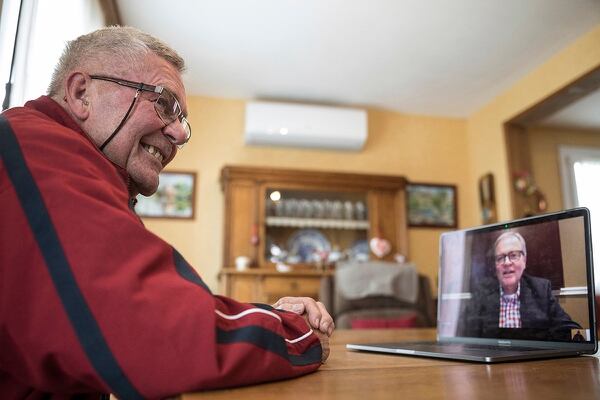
[309,320,330,362]
[272,296,335,336]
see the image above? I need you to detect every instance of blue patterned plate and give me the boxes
[287,229,331,263]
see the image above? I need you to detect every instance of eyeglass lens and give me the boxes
[155,89,191,144]
[495,251,523,264]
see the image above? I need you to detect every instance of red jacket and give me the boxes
[0,97,321,398]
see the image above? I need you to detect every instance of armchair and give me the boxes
[320,261,436,329]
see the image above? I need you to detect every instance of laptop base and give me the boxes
[346,341,586,363]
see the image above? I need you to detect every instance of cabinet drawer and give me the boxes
[263,276,322,297]
[228,276,261,303]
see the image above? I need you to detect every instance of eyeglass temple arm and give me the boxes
[90,75,159,94]
[99,86,142,151]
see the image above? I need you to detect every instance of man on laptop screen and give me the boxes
[459,231,581,341]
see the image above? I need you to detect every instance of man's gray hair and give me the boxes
[47,26,185,97]
[494,231,527,256]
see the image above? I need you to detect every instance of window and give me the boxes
[559,145,600,291]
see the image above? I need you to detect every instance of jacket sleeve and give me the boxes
[0,112,322,398]
[542,279,582,333]
[521,276,581,340]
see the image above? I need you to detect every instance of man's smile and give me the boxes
[142,143,165,163]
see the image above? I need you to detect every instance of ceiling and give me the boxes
[537,88,600,130]
[117,0,600,123]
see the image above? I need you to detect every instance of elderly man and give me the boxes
[462,231,580,340]
[0,26,332,398]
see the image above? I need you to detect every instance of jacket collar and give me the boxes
[24,95,85,136]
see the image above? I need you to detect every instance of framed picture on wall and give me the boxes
[135,171,196,219]
[406,183,457,228]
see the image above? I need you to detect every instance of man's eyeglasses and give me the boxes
[90,75,191,148]
[495,250,524,265]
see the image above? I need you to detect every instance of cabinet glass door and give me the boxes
[264,188,370,269]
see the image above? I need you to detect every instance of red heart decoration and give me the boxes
[369,237,391,258]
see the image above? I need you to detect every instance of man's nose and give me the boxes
[499,255,513,264]
[162,119,188,147]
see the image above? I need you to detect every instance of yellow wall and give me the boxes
[528,126,600,211]
[144,100,468,292]
[144,23,600,297]
[466,24,600,225]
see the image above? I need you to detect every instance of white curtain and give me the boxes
[4,0,105,108]
[0,0,22,108]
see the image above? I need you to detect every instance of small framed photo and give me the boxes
[407,183,457,228]
[135,171,196,219]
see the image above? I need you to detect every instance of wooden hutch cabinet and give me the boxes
[219,165,409,303]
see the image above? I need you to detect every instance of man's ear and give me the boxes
[64,72,91,121]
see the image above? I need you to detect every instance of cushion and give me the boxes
[350,314,418,329]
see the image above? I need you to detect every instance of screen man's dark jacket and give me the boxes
[462,274,581,341]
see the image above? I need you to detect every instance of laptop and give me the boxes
[347,208,597,362]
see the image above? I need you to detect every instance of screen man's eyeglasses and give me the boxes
[495,250,524,265]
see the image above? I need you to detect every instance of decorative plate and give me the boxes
[287,229,331,263]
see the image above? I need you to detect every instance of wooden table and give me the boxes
[182,328,600,399]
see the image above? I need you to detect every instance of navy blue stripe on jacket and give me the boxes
[217,326,322,366]
[172,247,211,293]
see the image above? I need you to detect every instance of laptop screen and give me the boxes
[438,208,595,344]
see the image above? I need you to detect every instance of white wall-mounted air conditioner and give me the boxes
[244,101,368,151]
